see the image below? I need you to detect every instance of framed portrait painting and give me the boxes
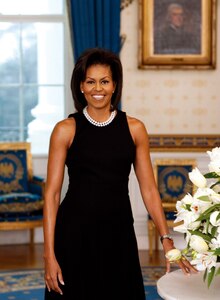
[138,0,217,69]
[153,159,197,209]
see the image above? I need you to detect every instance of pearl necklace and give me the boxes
[83,106,116,127]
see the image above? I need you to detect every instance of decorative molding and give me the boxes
[121,0,133,10]
[149,135,220,152]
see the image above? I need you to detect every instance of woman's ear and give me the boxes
[80,82,83,92]
[113,82,117,91]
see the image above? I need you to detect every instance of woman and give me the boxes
[43,48,197,299]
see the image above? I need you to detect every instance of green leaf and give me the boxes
[196,212,212,222]
[185,204,191,211]
[215,266,220,276]
[203,268,208,282]
[196,204,220,221]
[211,226,218,237]
[207,266,215,288]
[210,181,220,189]
[214,248,220,256]
[204,172,220,179]
[197,196,211,202]
[206,219,210,234]
[181,248,188,255]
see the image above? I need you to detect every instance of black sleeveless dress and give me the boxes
[44,110,145,300]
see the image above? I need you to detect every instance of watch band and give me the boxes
[160,234,173,244]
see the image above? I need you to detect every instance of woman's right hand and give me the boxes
[44,255,65,295]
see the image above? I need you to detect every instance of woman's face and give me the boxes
[80,64,116,109]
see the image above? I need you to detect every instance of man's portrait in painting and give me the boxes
[154,0,201,55]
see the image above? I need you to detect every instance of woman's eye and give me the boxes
[102,80,109,85]
[86,80,94,84]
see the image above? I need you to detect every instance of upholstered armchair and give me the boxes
[148,159,196,256]
[0,142,45,245]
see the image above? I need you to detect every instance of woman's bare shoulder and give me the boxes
[51,117,76,147]
[126,114,149,145]
[126,115,146,132]
[56,117,75,129]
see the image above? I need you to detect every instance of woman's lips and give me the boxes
[92,95,105,100]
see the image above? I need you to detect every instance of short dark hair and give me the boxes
[70,48,123,112]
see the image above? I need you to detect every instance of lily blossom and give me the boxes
[191,252,217,272]
[189,167,207,188]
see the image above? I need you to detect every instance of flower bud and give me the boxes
[165,249,182,262]
[188,168,207,188]
[189,235,209,253]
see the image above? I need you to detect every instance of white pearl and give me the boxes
[83,106,116,127]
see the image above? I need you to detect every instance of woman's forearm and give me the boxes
[142,188,169,236]
[43,192,60,258]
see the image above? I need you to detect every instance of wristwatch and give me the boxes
[160,234,173,244]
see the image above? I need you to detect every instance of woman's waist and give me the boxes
[67,178,129,191]
[61,184,131,211]
[58,196,134,224]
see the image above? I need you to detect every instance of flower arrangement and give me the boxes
[174,147,220,287]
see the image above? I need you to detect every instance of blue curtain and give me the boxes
[67,0,121,61]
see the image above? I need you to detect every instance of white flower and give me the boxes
[189,235,209,253]
[165,249,182,262]
[207,147,220,161]
[212,183,220,194]
[191,252,217,272]
[181,193,194,205]
[202,222,213,235]
[174,211,199,233]
[184,211,199,226]
[173,147,220,287]
[210,211,220,227]
[173,223,188,234]
[209,236,220,250]
[208,161,220,176]
[190,197,212,214]
[188,220,201,230]
[193,188,215,210]
[207,147,220,176]
[174,194,194,223]
[185,231,192,244]
[194,187,214,198]
[210,191,220,204]
[189,167,207,188]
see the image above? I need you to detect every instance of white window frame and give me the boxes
[0,5,74,155]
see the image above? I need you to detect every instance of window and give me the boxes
[0,0,68,154]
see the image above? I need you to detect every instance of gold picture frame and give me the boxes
[153,159,197,209]
[138,0,217,69]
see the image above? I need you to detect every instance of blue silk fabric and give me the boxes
[0,149,43,222]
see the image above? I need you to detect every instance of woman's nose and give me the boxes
[94,82,102,91]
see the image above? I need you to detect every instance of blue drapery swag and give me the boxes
[67,0,121,61]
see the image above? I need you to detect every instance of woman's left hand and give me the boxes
[162,239,198,275]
